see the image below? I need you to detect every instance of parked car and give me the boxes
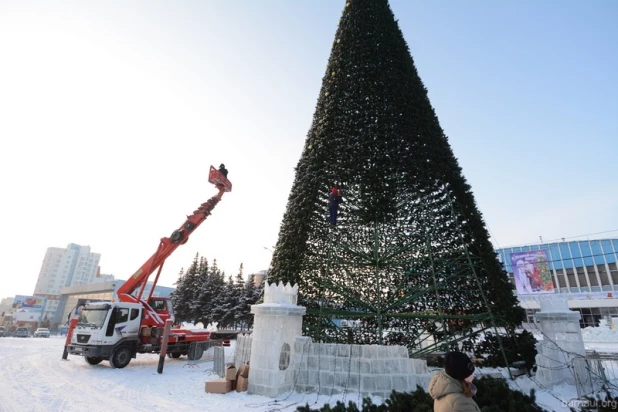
[34,328,50,338]
[15,327,30,338]
[0,326,6,337]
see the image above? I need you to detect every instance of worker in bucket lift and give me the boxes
[218,164,228,178]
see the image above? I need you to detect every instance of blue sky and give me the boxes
[0,0,616,298]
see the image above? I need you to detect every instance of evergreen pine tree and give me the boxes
[232,264,246,328]
[269,0,524,351]
[170,268,189,322]
[218,275,237,328]
[171,253,203,324]
[251,274,263,304]
[235,274,262,329]
[197,259,226,328]
[194,256,215,327]
[236,274,252,330]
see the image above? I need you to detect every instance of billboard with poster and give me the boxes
[12,295,46,311]
[509,250,555,294]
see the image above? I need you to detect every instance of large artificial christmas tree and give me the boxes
[269,0,525,354]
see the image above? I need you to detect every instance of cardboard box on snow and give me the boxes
[237,363,250,378]
[236,375,248,392]
[225,365,237,381]
[205,378,232,394]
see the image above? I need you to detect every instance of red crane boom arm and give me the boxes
[116,166,232,299]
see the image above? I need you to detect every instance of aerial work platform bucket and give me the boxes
[208,166,232,192]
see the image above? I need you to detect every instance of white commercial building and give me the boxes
[496,238,618,328]
[33,243,102,324]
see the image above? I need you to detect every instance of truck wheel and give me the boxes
[187,343,203,360]
[85,356,103,365]
[167,352,182,359]
[110,346,132,369]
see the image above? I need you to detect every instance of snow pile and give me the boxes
[257,302,300,308]
[85,301,111,308]
[581,324,618,342]
[178,322,220,332]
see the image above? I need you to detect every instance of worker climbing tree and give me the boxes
[268,0,525,357]
[329,185,342,226]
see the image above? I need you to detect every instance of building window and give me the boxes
[576,270,586,286]
[597,266,610,286]
[609,263,618,285]
[566,269,577,289]
[556,274,567,289]
[559,243,572,261]
[585,268,598,286]
[525,309,538,324]
[575,308,602,328]
[581,242,594,266]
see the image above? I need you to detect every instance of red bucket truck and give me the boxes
[65,167,232,368]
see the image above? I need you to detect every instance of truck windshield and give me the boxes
[78,308,109,328]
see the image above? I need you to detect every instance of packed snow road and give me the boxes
[0,336,271,412]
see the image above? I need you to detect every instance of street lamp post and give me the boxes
[37,298,48,330]
[263,246,276,285]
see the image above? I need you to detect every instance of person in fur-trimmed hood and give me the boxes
[428,351,480,412]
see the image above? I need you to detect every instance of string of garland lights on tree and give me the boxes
[269,0,525,357]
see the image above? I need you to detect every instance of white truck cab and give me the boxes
[68,301,143,368]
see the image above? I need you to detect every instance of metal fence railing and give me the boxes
[573,352,617,398]
[185,339,221,368]
[213,346,225,377]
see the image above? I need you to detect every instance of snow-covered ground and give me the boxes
[0,327,616,412]
[0,336,383,412]
[581,324,618,351]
